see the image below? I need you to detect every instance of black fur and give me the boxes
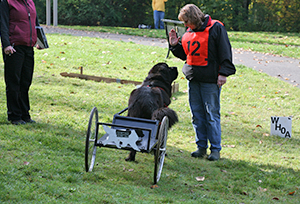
[125,62,179,161]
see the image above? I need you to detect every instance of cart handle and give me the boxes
[115,107,128,116]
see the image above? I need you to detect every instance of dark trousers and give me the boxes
[3,45,34,121]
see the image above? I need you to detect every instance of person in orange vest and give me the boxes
[169,4,236,161]
[152,0,167,29]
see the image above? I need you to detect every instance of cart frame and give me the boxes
[85,107,169,184]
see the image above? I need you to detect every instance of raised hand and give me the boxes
[169,29,180,46]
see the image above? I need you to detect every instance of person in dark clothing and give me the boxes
[0,0,43,125]
[169,4,236,161]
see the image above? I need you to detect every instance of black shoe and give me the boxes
[23,119,36,123]
[207,151,220,161]
[11,120,26,125]
[191,148,207,158]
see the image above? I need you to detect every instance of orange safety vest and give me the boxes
[182,20,223,66]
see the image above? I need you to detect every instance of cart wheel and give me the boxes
[154,116,169,184]
[85,107,99,172]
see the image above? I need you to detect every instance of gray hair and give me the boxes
[178,4,205,29]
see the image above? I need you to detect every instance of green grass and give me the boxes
[58,25,167,39]
[58,25,300,59]
[0,30,299,203]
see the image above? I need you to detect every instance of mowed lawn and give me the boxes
[0,28,299,204]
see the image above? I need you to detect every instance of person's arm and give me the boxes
[216,23,236,77]
[152,0,155,11]
[168,29,186,61]
[0,0,16,55]
[169,29,180,46]
[0,0,11,48]
[214,23,235,87]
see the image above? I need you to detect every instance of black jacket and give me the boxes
[170,15,236,83]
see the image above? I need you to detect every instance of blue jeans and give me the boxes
[188,81,222,152]
[153,10,165,29]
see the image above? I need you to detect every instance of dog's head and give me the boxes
[147,62,178,84]
[142,63,178,98]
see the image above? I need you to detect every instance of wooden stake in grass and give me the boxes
[60,72,142,86]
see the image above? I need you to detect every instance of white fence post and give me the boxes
[53,0,58,26]
[46,0,51,25]
[46,0,58,26]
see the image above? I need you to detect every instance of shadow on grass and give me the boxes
[0,113,299,203]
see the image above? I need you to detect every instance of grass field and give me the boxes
[59,25,300,59]
[0,27,299,203]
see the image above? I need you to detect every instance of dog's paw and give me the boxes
[125,150,136,162]
[125,157,135,162]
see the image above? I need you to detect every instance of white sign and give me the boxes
[101,125,140,151]
[270,116,292,138]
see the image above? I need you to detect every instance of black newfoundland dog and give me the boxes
[125,62,179,161]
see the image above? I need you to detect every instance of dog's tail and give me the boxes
[151,107,178,128]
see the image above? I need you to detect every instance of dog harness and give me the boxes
[182,20,223,66]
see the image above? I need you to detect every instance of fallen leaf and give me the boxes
[258,187,267,192]
[222,144,235,148]
[196,176,205,181]
[128,169,134,172]
[23,161,29,165]
[150,184,159,189]
[220,169,227,173]
[256,125,262,128]
[288,191,295,195]
[272,197,279,200]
